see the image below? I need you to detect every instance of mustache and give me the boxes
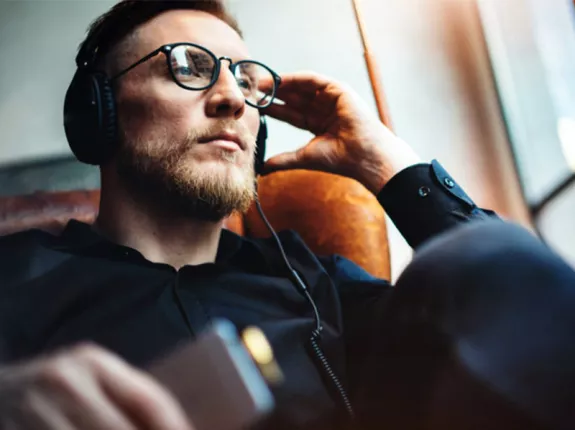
[188,121,256,149]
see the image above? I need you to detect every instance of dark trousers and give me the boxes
[356,220,575,430]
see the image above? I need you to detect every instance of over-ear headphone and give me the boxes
[63,60,268,174]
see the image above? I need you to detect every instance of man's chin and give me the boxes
[116,150,255,220]
[202,157,250,171]
[169,169,255,218]
[194,160,254,185]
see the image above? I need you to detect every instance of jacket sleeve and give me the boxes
[377,160,498,249]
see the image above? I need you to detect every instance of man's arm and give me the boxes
[259,71,498,249]
[377,160,497,249]
[316,157,497,410]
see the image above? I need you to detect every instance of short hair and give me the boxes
[77,0,243,73]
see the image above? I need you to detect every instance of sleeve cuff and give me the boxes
[377,160,491,249]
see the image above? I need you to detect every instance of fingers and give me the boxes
[265,90,334,117]
[20,391,75,430]
[264,101,335,136]
[259,72,339,132]
[262,150,303,175]
[260,71,332,98]
[269,90,312,111]
[263,103,308,130]
[272,72,337,115]
[11,350,137,430]
[262,135,344,176]
[0,343,195,430]
[35,351,137,430]
[81,344,193,430]
[260,71,335,109]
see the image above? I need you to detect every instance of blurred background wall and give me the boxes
[0,0,572,280]
[478,0,575,274]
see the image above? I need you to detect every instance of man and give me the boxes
[0,1,574,429]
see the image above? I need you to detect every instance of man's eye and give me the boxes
[176,66,194,76]
[175,63,212,78]
[237,77,253,90]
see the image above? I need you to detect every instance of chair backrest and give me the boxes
[0,170,390,278]
[246,170,390,278]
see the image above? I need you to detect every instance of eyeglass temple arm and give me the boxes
[110,47,164,82]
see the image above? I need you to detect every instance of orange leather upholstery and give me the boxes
[246,170,390,279]
[0,190,100,237]
[0,171,390,279]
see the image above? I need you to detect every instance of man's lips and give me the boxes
[199,133,245,150]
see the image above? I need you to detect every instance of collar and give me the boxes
[53,219,247,265]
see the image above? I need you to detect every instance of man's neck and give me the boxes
[96,180,223,270]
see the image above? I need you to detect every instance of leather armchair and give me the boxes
[0,170,391,279]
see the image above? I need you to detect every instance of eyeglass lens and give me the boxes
[170,44,275,107]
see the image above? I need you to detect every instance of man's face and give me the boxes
[113,10,260,221]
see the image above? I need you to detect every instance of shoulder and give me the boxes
[0,228,53,251]
[0,228,61,287]
[316,254,384,283]
[244,229,391,289]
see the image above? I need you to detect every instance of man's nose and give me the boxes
[205,60,246,119]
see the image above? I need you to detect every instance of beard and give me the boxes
[115,121,257,222]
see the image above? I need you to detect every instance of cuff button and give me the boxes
[418,186,431,197]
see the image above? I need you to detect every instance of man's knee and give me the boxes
[392,223,575,430]
[398,219,573,296]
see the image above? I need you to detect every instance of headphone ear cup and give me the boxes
[64,70,117,165]
[99,74,118,153]
[255,115,267,175]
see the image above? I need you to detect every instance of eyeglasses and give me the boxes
[110,42,281,108]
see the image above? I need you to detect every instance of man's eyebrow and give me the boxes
[233,55,253,63]
[210,50,250,63]
[238,63,258,76]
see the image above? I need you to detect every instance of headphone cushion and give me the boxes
[98,74,117,152]
[255,115,267,175]
[64,71,117,165]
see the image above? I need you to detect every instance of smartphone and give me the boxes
[148,319,277,430]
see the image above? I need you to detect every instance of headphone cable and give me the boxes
[253,193,356,421]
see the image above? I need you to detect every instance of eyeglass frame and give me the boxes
[109,42,282,109]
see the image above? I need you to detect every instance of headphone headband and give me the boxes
[76,32,103,69]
